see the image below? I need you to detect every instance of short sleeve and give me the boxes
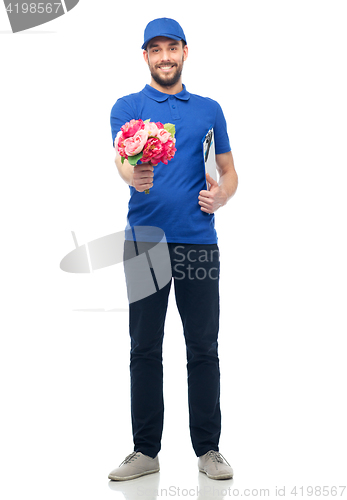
[110,98,136,147]
[213,102,231,155]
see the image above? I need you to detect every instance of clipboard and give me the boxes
[202,127,217,190]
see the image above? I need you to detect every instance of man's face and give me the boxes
[144,36,188,88]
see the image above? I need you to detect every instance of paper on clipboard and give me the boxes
[203,127,217,190]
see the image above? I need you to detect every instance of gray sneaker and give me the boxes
[108,451,160,481]
[198,450,233,480]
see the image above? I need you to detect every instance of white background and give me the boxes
[1,1,346,499]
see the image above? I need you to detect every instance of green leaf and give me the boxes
[143,119,151,124]
[164,123,176,138]
[127,152,143,166]
[121,156,125,164]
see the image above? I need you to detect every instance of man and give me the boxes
[109,18,238,481]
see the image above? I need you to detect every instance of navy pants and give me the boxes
[125,242,221,458]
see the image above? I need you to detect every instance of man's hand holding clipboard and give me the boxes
[199,127,230,214]
[203,128,217,191]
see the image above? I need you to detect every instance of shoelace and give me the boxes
[206,450,231,467]
[118,451,139,467]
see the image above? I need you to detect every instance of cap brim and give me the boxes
[142,33,183,50]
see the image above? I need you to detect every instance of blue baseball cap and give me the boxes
[142,17,186,50]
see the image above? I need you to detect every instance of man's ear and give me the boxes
[183,45,188,62]
[143,50,149,64]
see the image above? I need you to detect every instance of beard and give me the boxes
[149,58,184,88]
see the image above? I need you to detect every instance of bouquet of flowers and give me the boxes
[114,119,176,194]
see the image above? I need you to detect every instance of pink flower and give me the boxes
[161,139,177,164]
[141,137,164,163]
[157,128,171,143]
[144,122,159,137]
[116,132,127,158]
[114,130,123,149]
[156,122,164,130]
[121,119,145,139]
[124,129,148,156]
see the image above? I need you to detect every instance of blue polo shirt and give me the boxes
[110,84,231,244]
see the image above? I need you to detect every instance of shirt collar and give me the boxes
[142,84,190,102]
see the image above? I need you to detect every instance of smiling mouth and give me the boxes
[158,64,176,72]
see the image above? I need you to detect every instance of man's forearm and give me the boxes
[219,169,238,205]
[115,156,155,193]
[115,156,134,186]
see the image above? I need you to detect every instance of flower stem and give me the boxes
[144,189,150,194]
